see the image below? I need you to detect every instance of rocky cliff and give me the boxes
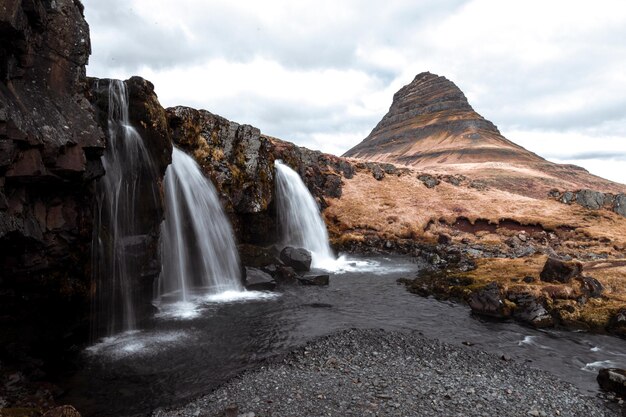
[167,106,353,244]
[0,0,105,359]
[343,72,626,198]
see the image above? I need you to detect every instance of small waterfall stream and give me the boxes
[157,147,243,304]
[93,80,160,335]
[275,160,335,268]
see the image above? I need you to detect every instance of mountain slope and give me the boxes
[343,72,626,197]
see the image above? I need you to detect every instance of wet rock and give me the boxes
[417,174,439,188]
[244,267,277,291]
[575,189,605,210]
[576,276,604,298]
[508,292,554,328]
[279,247,312,272]
[468,282,512,318]
[273,265,299,284]
[608,308,626,337]
[597,368,626,397]
[539,258,582,283]
[297,274,330,286]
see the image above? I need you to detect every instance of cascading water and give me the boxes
[275,160,335,268]
[157,147,243,305]
[93,80,160,335]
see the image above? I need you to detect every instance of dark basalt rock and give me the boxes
[298,274,330,286]
[468,282,512,319]
[597,368,626,397]
[539,258,582,283]
[280,247,312,272]
[0,0,105,366]
[244,267,276,291]
[614,194,626,217]
[418,174,440,189]
[575,189,605,210]
[508,292,554,328]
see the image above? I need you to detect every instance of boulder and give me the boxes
[298,274,330,286]
[417,174,440,188]
[597,368,626,397]
[468,282,512,318]
[539,258,582,283]
[244,267,276,291]
[575,189,605,210]
[508,292,554,328]
[560,191,575,204]
[279,247,312,272]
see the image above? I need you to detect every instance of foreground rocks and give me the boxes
[597,368,626,398]
[154,329,614,417]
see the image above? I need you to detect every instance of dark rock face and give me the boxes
[280,246,312,272]
[552,189,626,218]
[0,0,105,356]
[244,267,277,291]
[468,282,512,318]
[167,106,354,244]
[539,258,582,283]
[615,194,626,217]
[597,368,626,396]
[343,72,543,167]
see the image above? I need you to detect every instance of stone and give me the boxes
[468,282,512,318]
[244,267,277,291]
[417,174,440,188]
[576,276,603,298]
[539,258,582,283]
[560,191,575,204]
[508,292,554,328]
[575,189,605,210]
[597,368,626,397]
[614,194,626,217]
[279,246,312,272]
[298,274,330,286]
[522,276,535,283]
[371,164,385,181]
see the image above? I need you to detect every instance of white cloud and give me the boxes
[82,0,626,184]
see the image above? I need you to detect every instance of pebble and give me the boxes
[154,329,616,417]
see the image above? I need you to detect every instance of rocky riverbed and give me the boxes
[153,329,619,417]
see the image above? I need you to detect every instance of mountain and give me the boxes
[343,72,626,197]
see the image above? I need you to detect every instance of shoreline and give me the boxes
[153,328,621,417]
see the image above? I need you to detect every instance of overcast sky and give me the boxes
[82,0,626,184]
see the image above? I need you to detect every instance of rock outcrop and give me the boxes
[0,0,105,357]
[166,106,354,244]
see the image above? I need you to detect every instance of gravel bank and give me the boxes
[154,329,618,417]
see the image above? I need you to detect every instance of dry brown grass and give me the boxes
[325,171,626,255]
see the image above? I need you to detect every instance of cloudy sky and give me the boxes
[82,0,626,184]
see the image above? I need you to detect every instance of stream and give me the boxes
[61,256,626,417]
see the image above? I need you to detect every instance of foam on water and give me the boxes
[86,330,190,360]
[581,360,619,373]
[315,255,415,274]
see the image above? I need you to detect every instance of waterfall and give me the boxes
[275,160,335,268]
[93,80,160,335]
[157,147,243,303]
